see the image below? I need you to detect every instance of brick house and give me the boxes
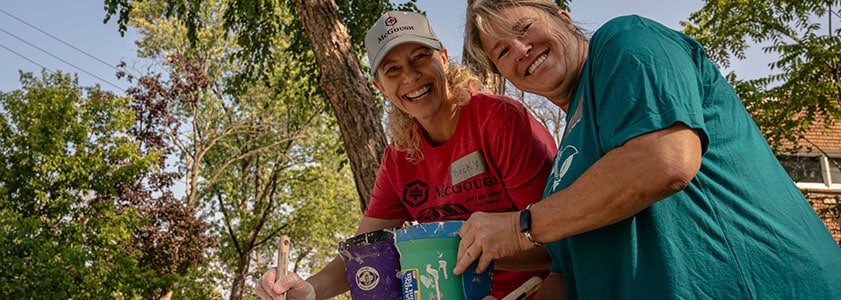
[775,117,841,243]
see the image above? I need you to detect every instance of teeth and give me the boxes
[406,85,430,99]
[528,53,547,75]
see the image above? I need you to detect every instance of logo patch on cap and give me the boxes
[384,16,397,27]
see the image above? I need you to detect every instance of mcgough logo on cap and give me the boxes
[377,25,416,44]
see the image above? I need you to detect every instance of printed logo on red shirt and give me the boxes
[402,180,429,208]
[402,175,517,222]
[416,204,472,221]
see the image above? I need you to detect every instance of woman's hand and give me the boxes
[454,211,532,275]
[255,269,316,300]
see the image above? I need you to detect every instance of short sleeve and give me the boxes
[589,16,710,153]
[364,147,412,221]
[484,95,557,209]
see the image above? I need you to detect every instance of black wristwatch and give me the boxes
[519,204,543,247]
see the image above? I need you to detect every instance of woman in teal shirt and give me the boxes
[455,0,841,298]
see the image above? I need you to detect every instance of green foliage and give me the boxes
[683,0,841,152]
[554,0,571,11]
[103,0,419,112]
[0,71,159,298]
[249,112,361,279]
[121,1,367,298]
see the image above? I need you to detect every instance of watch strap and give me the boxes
[520,204,543,247]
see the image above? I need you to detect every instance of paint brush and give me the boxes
[276,235,291,300]
[501,276,542,300]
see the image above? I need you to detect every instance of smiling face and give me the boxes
[373,43,451,123]
[478,6,586,108]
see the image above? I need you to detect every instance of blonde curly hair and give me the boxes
[384,60,481,164]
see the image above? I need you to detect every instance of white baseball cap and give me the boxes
[365,11,443,74]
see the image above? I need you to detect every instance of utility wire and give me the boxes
[0,26,124,90]
[0,7,131,74]
[0,41,52,71]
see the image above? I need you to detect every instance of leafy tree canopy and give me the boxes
[0,71,158,299]
[683,0,841,151]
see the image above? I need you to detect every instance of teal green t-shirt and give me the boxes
[543,15,841,299]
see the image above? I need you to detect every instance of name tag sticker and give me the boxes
[449,151,488,185]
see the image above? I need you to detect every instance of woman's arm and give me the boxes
[456,123,702,274]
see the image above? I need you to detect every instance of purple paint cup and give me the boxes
[338,229,403,299]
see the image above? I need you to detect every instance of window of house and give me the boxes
[779,155,823,183]
[779,155,841,189]
[830,159,841,184]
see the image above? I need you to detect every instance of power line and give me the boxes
[0,25,124,90]
[0,41,52,72]
[0,7,127,74]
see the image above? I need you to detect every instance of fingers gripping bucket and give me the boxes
[338,229,403,299]
[396,221,493,300]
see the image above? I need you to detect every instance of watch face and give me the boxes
[519,208,531,233]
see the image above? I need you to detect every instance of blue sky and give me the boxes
[0,1,139,92]
[0,1,771,93]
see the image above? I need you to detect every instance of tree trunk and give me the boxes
[293,0,387,212]
[229,251,251,300]
[478,72,506,95]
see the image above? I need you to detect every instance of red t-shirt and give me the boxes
[365,92,556,298]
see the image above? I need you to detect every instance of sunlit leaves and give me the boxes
[0,71,157,298]
[683,0,840,152]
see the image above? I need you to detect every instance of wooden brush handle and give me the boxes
[501,276,543,300]
[276,235,291,300]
